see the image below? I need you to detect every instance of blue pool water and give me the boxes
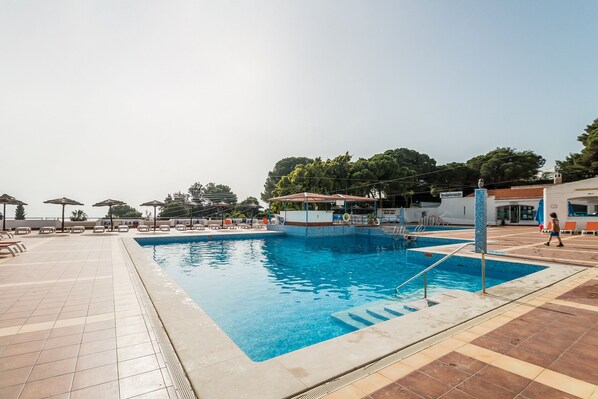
[139,235,544,361]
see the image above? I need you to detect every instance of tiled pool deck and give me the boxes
[0,226,596,398]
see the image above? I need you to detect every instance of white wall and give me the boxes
[282,210,333,224]
[544,176,598,229]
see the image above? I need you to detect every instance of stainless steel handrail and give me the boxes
[395,242,486,298]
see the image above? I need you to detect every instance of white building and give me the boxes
[543,176,598,229]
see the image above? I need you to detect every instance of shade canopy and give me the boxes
[267,192,337,203]
[93,199,126,207]
[140,200,166,232]
[93,199,126,231]
[0,194,27,231]
[44,197,84,207]
[44,197,84,233]
[268,192,377,203]
[140,200,166,208]
[331,194,377,203]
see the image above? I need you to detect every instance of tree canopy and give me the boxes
[266,146,546,209]
[107,205,142,218]
[557,117,598,180]
[261,156,313,202]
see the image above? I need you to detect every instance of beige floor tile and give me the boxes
[455,343,500,364]
[118,354,159,379]
[119,369,166,398]
[321,384,366,399]
[29,357,77,382]
[351,372,393,395]
[378,361,414,381]
[19,373,74,399]
[0,383,23,399]
[70,380,119,399]
[72,363,118,391]
[0,366,32,389]
[400,352,435,369]
[491,355,544,380]
[535,369,596,398]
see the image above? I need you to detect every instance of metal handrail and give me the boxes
[395,242,486,298]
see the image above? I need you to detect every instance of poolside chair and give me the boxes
[159,225,171,232]
[39,226,56,234]
[0,240,26,256]
[93,226,105,233]
[192,224,205,231]
[224,219,236,229]
[71,226,85,233]
[0,231,14,238]
[561,222,579,235]
[117,225,129,232]
[137,225,150,232]
[582,221,598,235]
[175,224,187,231]
[14,227,31,235]
[541,222,552,234]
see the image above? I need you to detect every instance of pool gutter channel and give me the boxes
[121,236,586,399]
[119,239,197,399]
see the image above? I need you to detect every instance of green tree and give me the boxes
[204,183,238,205]
[466,147,545,187]
[158,192,190,218]
[70,210,88,221]
[107,205,142,218]
[261,156,313,202]
[557,117,598,180]
[15,204,26,220]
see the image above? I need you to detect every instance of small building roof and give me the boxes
[466,187,545,200]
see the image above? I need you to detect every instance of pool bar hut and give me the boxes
[267,192,377,226]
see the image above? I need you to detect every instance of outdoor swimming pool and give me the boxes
[139,235,545,361]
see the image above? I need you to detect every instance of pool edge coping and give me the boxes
[121,234,587,399]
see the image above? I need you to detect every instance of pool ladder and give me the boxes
[395,242,486,299]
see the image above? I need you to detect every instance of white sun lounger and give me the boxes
[15,227,31,235]
[137,225,150,232]
[175,224,187,231]
[71,226,85,233]
[39,226,56,234]
[93,226,105,233]
[159,225,171,232]
[192,224,205,230]
[117,225,129,232]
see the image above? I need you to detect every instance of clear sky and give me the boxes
[2,1,597,218]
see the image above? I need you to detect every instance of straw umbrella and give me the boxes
[93,199,126,231]
[140,200,166,232]
[0,194,27,231]
[43,197,84,233]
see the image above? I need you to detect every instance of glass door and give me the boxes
[510,205,520,223]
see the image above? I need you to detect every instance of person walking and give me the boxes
[544,212,564,247]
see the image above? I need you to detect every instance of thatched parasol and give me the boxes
[0,194,27,231]
[44,197,84,233]
[93,199,126,231]
[140,200,166,232]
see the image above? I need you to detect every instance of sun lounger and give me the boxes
[0,238,26,256]
[15,227,31,235]
[71,226,85,233]
[137,225,150,232]
[561,222,579,234]
[238,223,251,229]
[192,224,205,230]
[0,231,14,238]
[159,225,170,232]
[582,221,598,235]
[39,226,56,234]
[175,224,187,231]
[117,225,129,232]
[0,243,20,257]
[93,226,105,233]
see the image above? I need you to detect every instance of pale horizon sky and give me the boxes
[2,1,597,218]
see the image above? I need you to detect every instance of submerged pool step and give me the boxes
[332,290,469,330]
